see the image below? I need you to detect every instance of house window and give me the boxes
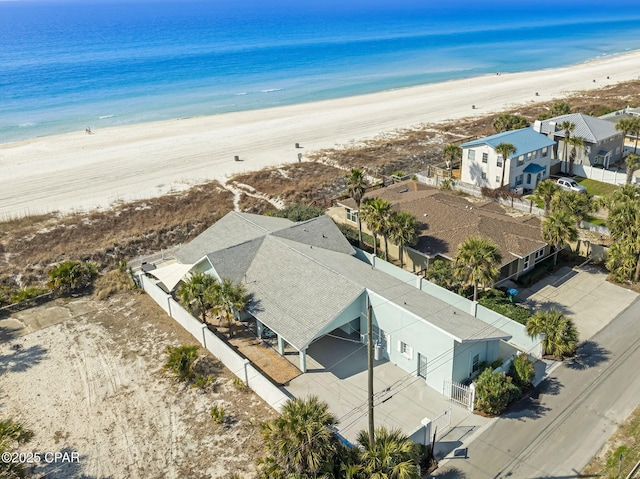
[481,172,487,180]
[517,155,524,166]
[526,173,531,184]
[346,208,358,223]
[482,152,488,163]
[495,176,500,183]
[468,150,476,161]
[516,174,524,186]
[542,147,548,157]
[523,255,531,270]
[399,341,413,359]
[496,156,503,167]
[534,248,545,262]
[472,354,480,373]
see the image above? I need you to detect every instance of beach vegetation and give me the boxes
[210,405,225,424]
[533,179,561,216]
[361,197,392,260]
[355,427,421,479]
[0,417,34,479]
[164,345,200,382]
[268,203,324,222]
[616,117,640,154]
[526,307,579,358]
[346,168,368,248]
[48,260,99,295]
[604,184,640,282]
[542,210,579,265]
[494,142,517,189]
[474,368,521,416]
[537,101,572,120]
[210,278,250,337]
[177,272,217,323]
[94,263,137,300]
[9,286,48,304]
[492,114,529,133]
[509,353,536,389]
[453,236,502,302]
[387,210,420,268]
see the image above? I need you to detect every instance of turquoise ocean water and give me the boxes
[2,0,640,143]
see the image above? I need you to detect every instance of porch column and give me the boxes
[299,348,307,373]
[416,275,422,290]
[256,321,264,338]
[470,301,478,318]
[277,335,285,355]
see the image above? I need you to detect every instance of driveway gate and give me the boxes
[443,379,475,411]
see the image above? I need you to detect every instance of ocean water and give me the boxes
[2,0,640,143]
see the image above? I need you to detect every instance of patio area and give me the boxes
[283,330,490,445]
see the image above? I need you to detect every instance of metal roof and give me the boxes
[523,163,546,173]
[538,113,621,143]
[461,127,555,157]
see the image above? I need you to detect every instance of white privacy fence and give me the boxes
[140,274,290,412]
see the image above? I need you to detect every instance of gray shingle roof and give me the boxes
[175,211,510,350]
[175,212,292,264]
[538,113,621,143]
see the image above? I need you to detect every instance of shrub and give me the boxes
[269,203,324,222]
[164,345,199,382]
[48,260,99,295]
[474,369,521,416]
[232,376,247,391]
[9,286,48,303]
[210,405,225,424]
[478,289,532,325]
[509,353,536,388]
[94,267,136,300]
[193,374,215,390]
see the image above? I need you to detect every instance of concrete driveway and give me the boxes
[283,332,491,447]
[519,264,638,340]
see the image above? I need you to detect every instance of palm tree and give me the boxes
[616,117,640,154]
[533,179,561,216]
[526,308,579,358]
[625,154,639,185]
[565,136,584,175]
[258,396,339,478]
[47,260,99,295]
[210,278,250,336]
[606,193,640,282]
[542,210,578,265]
[356,427,420,479]
[495,142,517,189]
[492,114,529,133]
[346,168,368,249]
[388,211,420,268]
[550,190,593,226]
[361,197,392,259]
[442,143,462,173]
[177,271,217,322]
[453,236,502,302]
[559,121,575,170]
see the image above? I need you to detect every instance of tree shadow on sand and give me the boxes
[504,377,563,421]
[565,340,610,370]
[432,466,470,478]
[0,343,48,374]
[32,447,113,479]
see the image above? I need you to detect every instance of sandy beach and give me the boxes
[2,51,640,219]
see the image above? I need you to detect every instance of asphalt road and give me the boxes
[434,296,640,479]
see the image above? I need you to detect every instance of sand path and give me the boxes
[2,51,640,219]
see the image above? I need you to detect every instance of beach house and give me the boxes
[460,127,556,193]
[144,211,541,398]
[331,181,550,281]
[534,113,625,171]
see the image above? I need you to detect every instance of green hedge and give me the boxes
[478,289,532,325]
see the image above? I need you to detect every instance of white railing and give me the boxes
[443,379,475,411]
[430,407,453,439]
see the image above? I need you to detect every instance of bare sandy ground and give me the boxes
[0,294,274,479]
[2,51,640,219]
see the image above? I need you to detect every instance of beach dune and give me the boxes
[2,52,640,219]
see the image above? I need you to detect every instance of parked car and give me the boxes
[556,177,587,193]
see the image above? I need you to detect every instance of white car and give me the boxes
[556,177,587,193]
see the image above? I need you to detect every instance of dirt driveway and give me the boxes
[0,293,275,479]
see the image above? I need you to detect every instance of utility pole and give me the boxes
[367,302,374,446]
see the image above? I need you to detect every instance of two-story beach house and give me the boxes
[460,127,556,193]
[534,113,625,170]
